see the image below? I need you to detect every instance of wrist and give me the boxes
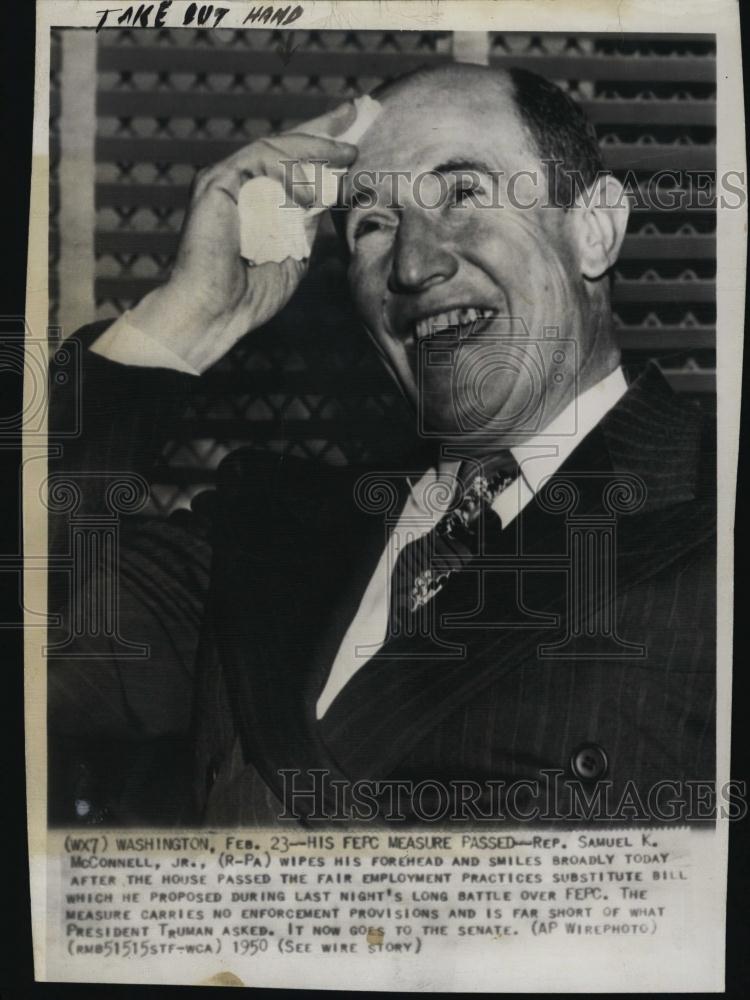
[127,282,228,375]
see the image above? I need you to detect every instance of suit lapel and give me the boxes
[318,364,715,781]
[209,365,714,797]
[317,431,605,778]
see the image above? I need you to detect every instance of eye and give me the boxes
[354,217,385,239]
[451,180,481,207]
[349,214,396,251]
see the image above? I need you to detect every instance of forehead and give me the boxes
[352,75,537,178]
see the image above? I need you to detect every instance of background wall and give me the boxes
[49,29,716,514]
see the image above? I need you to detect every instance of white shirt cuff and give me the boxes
[90,312,200,375]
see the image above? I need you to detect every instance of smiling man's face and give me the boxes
[343,67,613,442]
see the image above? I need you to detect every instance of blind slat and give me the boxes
[97,47,453,76]
[94,136,716,172]
[91,90,717,127]
[96,46,714,83]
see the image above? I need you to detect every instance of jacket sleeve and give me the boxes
[47,321,196,546]
[47,321,212,744]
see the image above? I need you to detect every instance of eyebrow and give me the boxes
[430,157,497,177]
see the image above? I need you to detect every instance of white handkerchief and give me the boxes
[238,95,381,265]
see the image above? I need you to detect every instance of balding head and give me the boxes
[372,61,513,104]
[369,62,604,207]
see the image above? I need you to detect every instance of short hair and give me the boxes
[507,66,604,207]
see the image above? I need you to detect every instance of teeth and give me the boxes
[413,307,495,340]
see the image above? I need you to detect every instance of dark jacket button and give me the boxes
[570,743,608,780]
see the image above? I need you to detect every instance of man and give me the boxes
[48,65,716,827]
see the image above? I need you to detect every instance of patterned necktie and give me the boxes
[388,450,520,637]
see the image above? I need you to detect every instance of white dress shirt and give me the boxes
[315,366,628,718]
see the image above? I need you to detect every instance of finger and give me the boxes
[239,132,359,172]
[203,133,358,203]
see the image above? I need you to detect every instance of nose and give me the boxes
[387,211,458,294]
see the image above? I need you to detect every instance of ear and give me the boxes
[573,174,630,280]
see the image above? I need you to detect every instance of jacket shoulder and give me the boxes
[213,447,374,536]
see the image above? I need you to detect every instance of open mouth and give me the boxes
[412,307,499,342]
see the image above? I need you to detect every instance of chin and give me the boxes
[420,376,516,433]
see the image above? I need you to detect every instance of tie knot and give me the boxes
[433,450,519,540]
[456,450,520,504]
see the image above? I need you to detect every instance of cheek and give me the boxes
[460,210,574,304]
[348,252,388,319]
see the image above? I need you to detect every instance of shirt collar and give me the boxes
[512,365,628,494]
[408,366,629,510]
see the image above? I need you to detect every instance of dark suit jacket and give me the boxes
[48,324,717,827]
